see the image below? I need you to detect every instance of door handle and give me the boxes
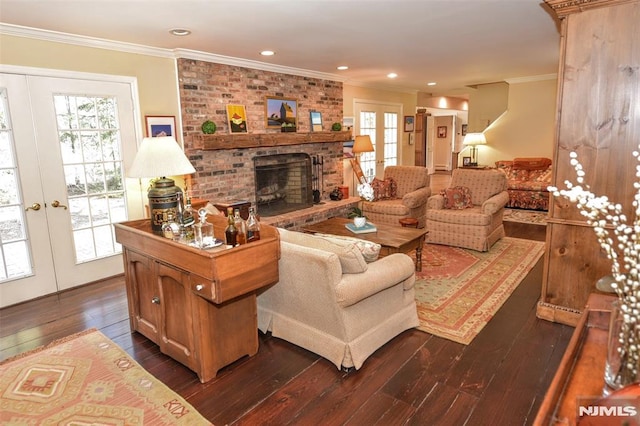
[25,203,41,212]
[51,200,68,210]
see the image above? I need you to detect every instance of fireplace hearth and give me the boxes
[254,153,313,217]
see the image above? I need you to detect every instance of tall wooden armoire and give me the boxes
[537,0,640,326]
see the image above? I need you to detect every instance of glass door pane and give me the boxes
[54,94,126,263]
[359,111,376,182]
[0,90,32,281]
[383,112,398,168]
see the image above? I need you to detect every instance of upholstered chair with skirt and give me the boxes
[426,168,509,251]
[361,166,431,228]
[257,228,418,370]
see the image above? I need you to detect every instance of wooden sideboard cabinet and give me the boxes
[114,215,280,382]
[535,293,617,425]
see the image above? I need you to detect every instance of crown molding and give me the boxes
[172,48,347,83]
[0,24,351,84]
[0,23,173,58]
[544,0,637,17]
[1,23,434,95]
[505,73,558,84]
[342,78,419,95]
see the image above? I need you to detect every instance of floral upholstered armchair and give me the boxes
[361,166,431,228]
[426,168,509,251]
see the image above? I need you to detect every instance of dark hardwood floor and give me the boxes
[0,221,573,425]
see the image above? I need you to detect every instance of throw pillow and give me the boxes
[370,177,398,201]
[314,233,381,263]
[441,186,473,209]
[278,228,367,274]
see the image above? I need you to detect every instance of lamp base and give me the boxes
[148,177,182,233]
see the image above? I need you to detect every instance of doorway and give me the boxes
[0,71,141,307]
[421,108,468,172]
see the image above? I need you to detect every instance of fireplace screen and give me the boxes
[254,153,313,216]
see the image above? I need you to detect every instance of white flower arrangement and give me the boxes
[357,182,375,202]
[549,150,640,388]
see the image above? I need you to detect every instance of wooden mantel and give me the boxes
[192,130,352,151]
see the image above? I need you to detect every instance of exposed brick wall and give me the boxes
[187,143,344,206]
[177,59,345,211]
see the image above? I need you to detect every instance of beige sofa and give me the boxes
[257,228,418,370]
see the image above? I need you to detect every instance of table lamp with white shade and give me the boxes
[462,132,487,166]
[127,136,196,233]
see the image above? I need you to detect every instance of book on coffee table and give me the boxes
[345,222,377,234]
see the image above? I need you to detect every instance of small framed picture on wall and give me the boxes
[437,126,447,138]
[310,111,323,132]
[226,104,248,134]
[404,116,414,132]
[145,116,176,138]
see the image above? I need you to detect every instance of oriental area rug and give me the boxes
[503,208,548,225]
[0,328,211,425]
[413,237,545,345]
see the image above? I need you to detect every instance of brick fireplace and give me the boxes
[185,142,343,214]
[254,153,313,216]
[177,58,355,226]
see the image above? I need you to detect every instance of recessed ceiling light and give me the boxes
[387,73,398,79]
[169,28,191,36]
[260,50,275,56]
[337,65,349,70]
[427,82,437,86]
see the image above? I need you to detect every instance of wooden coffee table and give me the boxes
[302,217,428,271]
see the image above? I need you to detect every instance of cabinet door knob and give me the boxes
[151,296,160,304]
[196,284,204,291]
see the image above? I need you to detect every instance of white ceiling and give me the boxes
[0,0,561,98]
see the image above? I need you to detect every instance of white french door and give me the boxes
[0,71,140,307]
[354,100,402,181]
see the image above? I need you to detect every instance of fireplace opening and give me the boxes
[254,153,313,217]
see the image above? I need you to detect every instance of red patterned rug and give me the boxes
[413,237,545,345]
[0,329,211,425]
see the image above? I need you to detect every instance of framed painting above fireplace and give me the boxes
[226,104,248,134]
[310,111,322,132]
[265,96,297,129]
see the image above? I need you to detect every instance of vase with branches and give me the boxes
[549,150,640,392]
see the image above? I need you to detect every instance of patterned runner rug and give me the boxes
[413,237,545,345]
[0,329,211,425]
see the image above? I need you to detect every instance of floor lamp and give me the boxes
[350,135,375,184]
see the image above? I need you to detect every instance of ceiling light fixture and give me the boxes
[169,28,191,36]
[337,65,349,70]
[260,50,275,56]
[387,73,398,79]
[427,82,437,86]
